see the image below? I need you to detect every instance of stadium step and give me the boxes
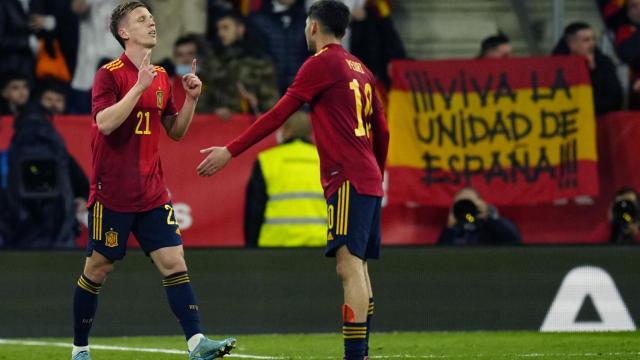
[392,0,605,59]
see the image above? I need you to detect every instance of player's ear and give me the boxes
[311,20,318,36]
[118,27,129,42]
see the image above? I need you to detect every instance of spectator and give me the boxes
[198,13,279,118]
[610,0,640,109]
[552,22,623,117]
[0,0,39,80]
[171,34,209,110]
[609,187,640,244]
[30,0,78,83]
[249,0,309,94]
[349,0,406,88]
[478,33,512,59]
[37,78,68,115]
[145,0,207,64]
[437,188,521,245]
[69,0,122,114]
[0,74,31,116]
[244,112,326,247]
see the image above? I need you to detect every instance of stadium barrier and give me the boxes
[2,112,640,246]
[0,247,637,337]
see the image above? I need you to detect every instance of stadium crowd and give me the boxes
[0,0,639,248]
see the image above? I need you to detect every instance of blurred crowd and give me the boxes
[0,0,406,118]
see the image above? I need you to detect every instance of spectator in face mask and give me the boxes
[171,34,209,110]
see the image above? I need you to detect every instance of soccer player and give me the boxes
[196,1,389,359]
[70,2,236,360]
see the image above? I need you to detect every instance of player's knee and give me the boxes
[336,261,353,282]
[159,256,187,275]
[85,262,114,283]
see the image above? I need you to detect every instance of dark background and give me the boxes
[0,246,638,337]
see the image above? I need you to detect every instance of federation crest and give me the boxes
[156,90,164,109]
[105,229,119,248]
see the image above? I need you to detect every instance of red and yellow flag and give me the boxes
[387,57,598,206]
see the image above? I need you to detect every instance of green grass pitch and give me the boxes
[1,332,639,359]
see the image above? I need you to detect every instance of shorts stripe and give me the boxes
[98,203,103,240]
[344,181,350,236]
[337,181,350,236]
[337,186,343,235]
[92,203,97,240]
[93,202,103,241]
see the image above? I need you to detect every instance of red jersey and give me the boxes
[227,44,389,198]
[90,53,178,212]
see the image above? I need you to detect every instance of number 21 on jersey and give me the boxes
[135,111,151,135]
[349,79,373,137]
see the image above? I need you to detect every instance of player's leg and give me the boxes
[326,181,374,360]
[363,261,374,357]
[72,202,131,359]
[363,198,381,358]
[135,203,235,359]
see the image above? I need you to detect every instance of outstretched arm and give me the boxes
[196,94,303,177]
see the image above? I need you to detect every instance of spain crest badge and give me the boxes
[156,90,164,109]
[105,229,119,248]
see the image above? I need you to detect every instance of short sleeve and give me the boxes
[91,68,118,120]
[163,76,179,116]
[285,55,335,103]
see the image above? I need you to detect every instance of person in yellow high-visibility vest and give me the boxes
[244,111,326,247]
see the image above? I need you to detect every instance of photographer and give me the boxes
[437,188,521,246]
[609,187,640,244]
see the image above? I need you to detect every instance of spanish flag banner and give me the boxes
[387,57,598,206]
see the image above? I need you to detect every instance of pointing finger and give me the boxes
[191,58,197,74]
[142,51,151,67]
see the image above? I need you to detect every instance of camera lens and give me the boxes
[453,199,479,224]
[613,199,638,224]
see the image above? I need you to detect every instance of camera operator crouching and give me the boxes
[609,187,640,244]
[437,188,521,246]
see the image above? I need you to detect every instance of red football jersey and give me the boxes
[285,44,388,197]
[228,44,388,198]
[90,53,178,212]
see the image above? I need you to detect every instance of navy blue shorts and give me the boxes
[87,201,182,262]
[325,180,381,260]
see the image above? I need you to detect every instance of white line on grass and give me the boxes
[0,339,284,359]
[1,339,639,359]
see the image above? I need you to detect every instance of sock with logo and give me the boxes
[73,274,102,348]
[342,304,367,360]
[163,271,203,340]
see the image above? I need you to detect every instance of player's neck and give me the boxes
[315,38,341,53]
[125,46,153,69]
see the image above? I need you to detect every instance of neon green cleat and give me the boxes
[188,337,237,360]
[71,351,91,360]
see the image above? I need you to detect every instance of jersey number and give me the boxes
[165,204,177,225]
[349,79,373,137]
[135,111,151,135]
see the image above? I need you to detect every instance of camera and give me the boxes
[453,199,479,230]
[612,199,638,226]
[19,158,59,199]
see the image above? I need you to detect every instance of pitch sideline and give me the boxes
[0,339,282,359]
[0,339,638,359]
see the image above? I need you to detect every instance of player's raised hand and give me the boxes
[182,58,202,100]
[137,51,156,90]
[197,146,232,177]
